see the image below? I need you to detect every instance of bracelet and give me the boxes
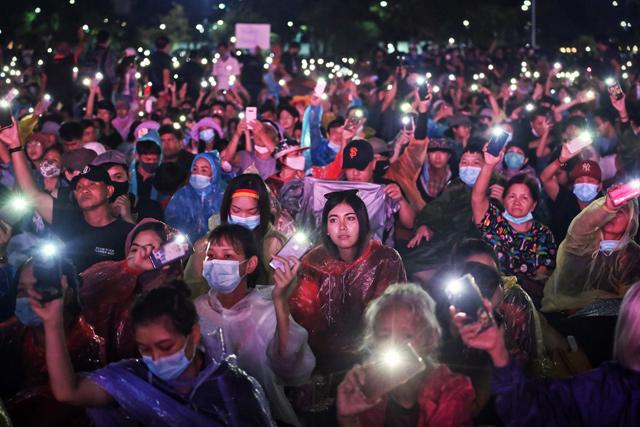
[8,146,21,154]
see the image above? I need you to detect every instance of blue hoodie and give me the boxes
[165,151,225,242]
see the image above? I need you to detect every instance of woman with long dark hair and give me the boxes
[289,190,406,373]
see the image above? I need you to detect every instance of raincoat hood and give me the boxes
[190,151,222,192]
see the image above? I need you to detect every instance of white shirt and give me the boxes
[212,56,241,90]
[195,286,315,426]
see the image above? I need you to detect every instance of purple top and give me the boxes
[492,358,640,426]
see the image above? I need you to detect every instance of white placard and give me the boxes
[235,23,271,50]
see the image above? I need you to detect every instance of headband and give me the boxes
[231,189,259,199]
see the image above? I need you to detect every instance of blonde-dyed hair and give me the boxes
[613,282,640,372]
[361,283,441,353]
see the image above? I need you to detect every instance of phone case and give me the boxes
[487,130,510,156]
[361,343,426,400]
[445,274,493,329]
[269,235,313,271]
[609,182,640,207]
[566,133,593,154]
[314,80,327,97]
[149,242,192,269]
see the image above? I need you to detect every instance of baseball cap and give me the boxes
[448,114,472,128]
[428,138,453,153]
[342,139,374,171]
[570,160,602,182]
[71,164,113,189]
[92,150,128,167]
[479,108,493,118]
[62,148,97,171]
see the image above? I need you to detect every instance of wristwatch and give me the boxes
[8,146,21,154]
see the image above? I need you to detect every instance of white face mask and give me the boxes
[254,145,270,155]
[285,155,306,171]
[202,259,247,294]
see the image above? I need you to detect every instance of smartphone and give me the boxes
[149,239,193,269]
[418,82,430,99]
[0,106,11,130]
[566,131,593,154]
[609,180,640,207]
[269,232,313,271]
[32,243,63,302]
[487,128,511,156]
[401,115,415,132]
[314,79,327,97]
[608,80,624,101]
[361,342,426,400]
[345,110,364,131]
[445,274,493,330]
[245,106,257,129]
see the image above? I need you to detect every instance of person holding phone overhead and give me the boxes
[290,190,406,374]
[337,284,475,427]
[195,224,314,426]
[471,144,556,307]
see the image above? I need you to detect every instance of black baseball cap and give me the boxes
[342,139,374,171]
[71,164,113,189]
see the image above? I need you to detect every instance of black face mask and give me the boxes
[139,161,159,174]
[110,181,129,202]
[374,159,391,178]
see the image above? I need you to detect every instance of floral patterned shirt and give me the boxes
[478,202,557,278]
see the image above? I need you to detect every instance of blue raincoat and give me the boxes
[165,152,225,242]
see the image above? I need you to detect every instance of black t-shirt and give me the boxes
[148,51,172,94]
[549,185,581,243]
[51,198,134,272]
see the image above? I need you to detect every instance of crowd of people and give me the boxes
[0,28,639,426]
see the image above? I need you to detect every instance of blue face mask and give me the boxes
[199,129,215,142]
[573,183,599,203]
[202,259,246,294]
[503,210,534,225]
[599,240,620,254]
[228,214,260,230]
[504,152,525,170]
[15,297,43,327]
[459,166,481,187]
[189,174,211,190]
[142,335,194,381]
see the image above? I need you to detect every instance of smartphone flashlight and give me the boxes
[605,77,616,87]
[380,346,404,370]
[44,93,51,102]
[525,103,535,112]
[386,83,393,91]
[174,233,187,244]
[40,242,59,258]
[470,83,479,92]
[400,102,412,113]
[9,195,29,213]
[200,80,209,88]
[95,72,104,81]
[415,76,425,86]
[401,116,411,126]
[82,78,91,87]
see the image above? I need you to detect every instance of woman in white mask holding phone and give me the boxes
[195,223,315,426]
